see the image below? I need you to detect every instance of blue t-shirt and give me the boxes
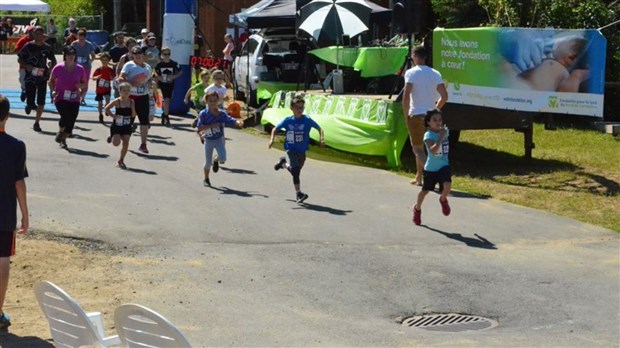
[197,109,238,140]
[423,128,449,172]
[275,115,321,153]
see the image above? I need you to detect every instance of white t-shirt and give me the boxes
[204,84,227,107]
[404,65,444,116]
[121,61,152,96]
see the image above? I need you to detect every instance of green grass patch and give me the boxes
[248,123,620,232]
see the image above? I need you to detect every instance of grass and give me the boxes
[248,122,620,232]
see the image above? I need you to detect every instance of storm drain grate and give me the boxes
[402,313,498,332]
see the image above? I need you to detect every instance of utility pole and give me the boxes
[113,0,122,32]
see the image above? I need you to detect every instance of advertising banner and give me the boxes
[433,27,606,117]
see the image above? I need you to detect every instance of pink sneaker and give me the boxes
[412,205,421,225]
[138,143,149,154]
[439,198,451,216]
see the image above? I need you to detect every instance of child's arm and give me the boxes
[268,126,279,148]
[15,178,28,235]
[104,99,118,118]
[426,128,446,155]
[317,127,325,147]
[130,99,137,118]
[184,86,195,104]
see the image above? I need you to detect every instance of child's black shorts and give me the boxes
[95,92,110,101]
[422,166,452,192]
[159,83,174,99]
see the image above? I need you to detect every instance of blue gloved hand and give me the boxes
[499,29,551,72]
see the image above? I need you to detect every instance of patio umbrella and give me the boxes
[298,0,371,45]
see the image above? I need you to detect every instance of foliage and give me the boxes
[44,0,106,17]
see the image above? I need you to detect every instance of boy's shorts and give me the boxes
[422,166,452,192]
[159,83,174,99]
[95,92,110,101]
[287,151,306,170]
[0,231,16,257]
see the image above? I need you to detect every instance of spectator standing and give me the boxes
[0,95,29,331]
[17,26,57,132]
[402,45,448,186]
[46,18,58,52]
[193,26,204,81]
[143,34,160,69]
[0,17,10,54]
[71,28,97,104]
[108,32,128,67]
[222,33,235,88]
[63,18,78,41]
[137,28,149,48]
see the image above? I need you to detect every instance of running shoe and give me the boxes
[33,122,41,132]
[117,160,127,169]
[439,198,451,216]
[138,143,149,154]
[274,157,287,171]
[165,117,171,126]
[55,132,63,143]
[80,99,86,106]
[0,312,11,330]
[212,157,219,173]
[99,114,104,123]
[412,206,421,225]
[25,105,32,115]
[20,91,26,102]
[203,178,211,187]
[296,192,309,204]
[60,139,67,148]
[160,115,166,125]
[106,136,112,144]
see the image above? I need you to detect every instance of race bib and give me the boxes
[115,115,131,126]
[31,68,44,77]
[161,74,169,83]
[98,79,111,88]
[77,56,88,64]
[204,127,221,138]
[131,85,146,95]
[0,30,5,35]
[63,90,78,100]
[286,131,303,143]
[441,140,449,155]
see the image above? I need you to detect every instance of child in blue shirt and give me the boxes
[269,95,324,203]
[197,91,244,187]
[412,109,451,225]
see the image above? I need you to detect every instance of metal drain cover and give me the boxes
[402,313,498,332]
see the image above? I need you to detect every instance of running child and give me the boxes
[205,69,229,110]
[92,52,116,123]
[104,82,136,169]
[154,46,182,126]
[197,91,244,187]
[268,95,324,204]
[412,109,452,226]
[184,69,210,128]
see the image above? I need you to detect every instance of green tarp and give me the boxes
[256,81,300,100]
[262,91,409,167]
[309,46,408,78]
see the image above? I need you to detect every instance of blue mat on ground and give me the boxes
[0,89,163,116]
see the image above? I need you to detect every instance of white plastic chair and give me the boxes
[114,303,192,347]
[33,281,121,348]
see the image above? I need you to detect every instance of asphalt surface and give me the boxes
[1,55,619,347]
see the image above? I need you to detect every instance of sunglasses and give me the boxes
[162,53,170,56]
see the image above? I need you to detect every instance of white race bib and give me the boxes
[115,115,131,126]
[98,79,110,87]
[63,90,78,100]
[77,56,88,64]
[31,68,44,76]
[161,74,169,83]
[131,85,146,95]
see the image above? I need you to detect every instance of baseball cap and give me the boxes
[141,28,148,34]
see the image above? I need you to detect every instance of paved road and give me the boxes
[1,57,619,347]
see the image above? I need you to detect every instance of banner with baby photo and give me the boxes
[432,27,606,117]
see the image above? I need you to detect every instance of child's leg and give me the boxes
[214,138,227,164]
[415,189,429,209]
[112,134,121,146]
[119,135,130,161]
[440,182,452,202]
[203,141,215,179]
[98,100,103,115]
[163,97,170,117]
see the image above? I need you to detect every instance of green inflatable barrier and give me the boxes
[262,91,409,168]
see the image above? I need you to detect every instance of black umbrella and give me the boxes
[298,0,371,45]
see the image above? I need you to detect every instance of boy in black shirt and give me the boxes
[0,95,29,330]
[154,47,182,126]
